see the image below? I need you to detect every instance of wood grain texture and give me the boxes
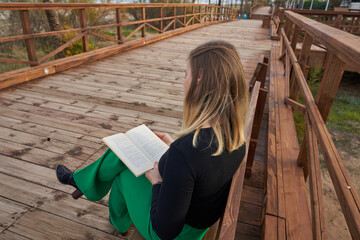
[0,20,271,239]
[281,23,360,239]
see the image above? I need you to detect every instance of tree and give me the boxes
[43,0,65,59]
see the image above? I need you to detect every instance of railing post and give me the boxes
[288,24,300,96]
[315,52,346,122]
[159,7,163,32]
[204,6,207,22]
[290,32,313,101]
[192,6,195,24]
[141,7,146,38]
[199,6,202,23]
[79,9,89,52]
[19,10,38,66]
[116,8,123,44]
[183,6,186,25]
[173,6,176,30]
[297,50,346,179]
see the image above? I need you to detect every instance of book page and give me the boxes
[126,124,169,163]
[102,133,154,177]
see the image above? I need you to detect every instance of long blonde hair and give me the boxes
[178,40,249,156]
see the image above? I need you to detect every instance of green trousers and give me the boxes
[73,148,208,240]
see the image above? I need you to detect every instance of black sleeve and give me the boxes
[150,145,195,240]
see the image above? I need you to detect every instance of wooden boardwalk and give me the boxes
[0,19,271,240]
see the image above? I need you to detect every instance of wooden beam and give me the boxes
[290,33,313,101]
[0,58,35,65]
[315,52,346,122]
[79,9,89,52]
[306,113,328,240]
[173,7,176,30]
[116,8,123,43]
[39,33,86,64]
[246,87,268,177]
[284,11,360,67]
[124,24,145,42]
[141,7,146,38]
[284,97,306,114]
[19,10,38,66]
[159,7,163,32]
[282,26,360,239]
[183,6,186,25]
[0,17,238,90]
[0,3,226,10]
[145,23,161,33]
[192,6,195,25]
[218,81,261,239]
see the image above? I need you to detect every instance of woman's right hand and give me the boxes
[154,132,174,146]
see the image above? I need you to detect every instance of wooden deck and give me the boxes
[0,19,271,240]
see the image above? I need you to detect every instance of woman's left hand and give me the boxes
[145,162,163,185]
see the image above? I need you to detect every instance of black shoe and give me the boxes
[55,164,79,190]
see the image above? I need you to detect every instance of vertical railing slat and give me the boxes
[173,6,176,30]
[192,6,195,24]
[306,113,328,240]
[116,8,123,43]
[159,7,163,32]
[19,10,38,66]
[141,7,146,38]
[79,9,89,52]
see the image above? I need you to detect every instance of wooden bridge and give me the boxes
[0,3,359,240]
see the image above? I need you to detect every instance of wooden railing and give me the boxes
[272,8,360,39]
[0,3,238,89]
[279,10,360,239]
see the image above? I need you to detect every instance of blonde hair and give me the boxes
[178,40,249,156]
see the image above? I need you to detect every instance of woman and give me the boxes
[56,40,249,240]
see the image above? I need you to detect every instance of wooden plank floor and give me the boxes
[0,20,271,240]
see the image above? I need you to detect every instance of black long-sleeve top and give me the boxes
[150,128,246,240]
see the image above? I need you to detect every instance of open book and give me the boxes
[102,124,169,177]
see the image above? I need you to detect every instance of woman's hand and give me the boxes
[154,132,174,146]
[145,162,163,185]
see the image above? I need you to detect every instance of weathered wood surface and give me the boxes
[0,19,271,239]
[264,41,313,239]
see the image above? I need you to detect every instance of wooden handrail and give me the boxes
[286,9,360,16]
[279,11,360,239]
[0,3,234,10]
[272,9,360,38]
[0,3,239,89]
[285,11,360,68]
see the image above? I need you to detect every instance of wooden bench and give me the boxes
[203,79,264,240]
[246,55,268,178]
[262,41,312,239]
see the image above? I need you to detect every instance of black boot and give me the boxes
[56,164,83,199]
[55,164,78,189]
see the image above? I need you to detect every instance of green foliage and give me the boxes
[62,25,98,56]
[293,68,360,147]
[303,0,330,10]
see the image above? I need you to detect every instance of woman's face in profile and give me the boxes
[184,61,192,95]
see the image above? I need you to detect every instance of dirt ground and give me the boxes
[316,73,359,240]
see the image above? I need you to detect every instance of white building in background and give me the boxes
[340,0,360,11]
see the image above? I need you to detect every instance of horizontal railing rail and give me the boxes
[272,8,360,37]
[0,3,238,89]
[279,10,360,239]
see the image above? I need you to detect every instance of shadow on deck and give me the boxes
[0,20,271,239]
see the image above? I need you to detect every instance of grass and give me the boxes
[293,67,360,155]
